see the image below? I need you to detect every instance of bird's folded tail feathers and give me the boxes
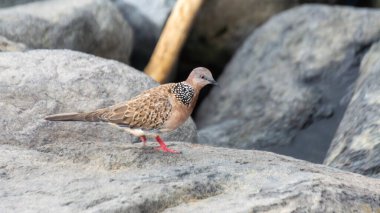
[45,109,110,122]
[45,112,86,121]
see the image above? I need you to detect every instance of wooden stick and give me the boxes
[144,0,204,83]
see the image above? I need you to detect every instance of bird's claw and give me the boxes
[154,146,181,154]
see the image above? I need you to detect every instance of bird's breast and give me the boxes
[161,98,193,131]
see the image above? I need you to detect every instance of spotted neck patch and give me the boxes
[171,82,195,106]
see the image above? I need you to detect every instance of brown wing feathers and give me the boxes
[45,84,174,131]
[108,89,173,129]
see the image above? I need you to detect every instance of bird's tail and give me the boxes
[45,108,110,122]
[45,112,87,121]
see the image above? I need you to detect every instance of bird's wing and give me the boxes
[102,84,174,130]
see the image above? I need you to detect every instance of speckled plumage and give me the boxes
[81,84,177,131]
[45,67,217,153]
[171,82,195,106]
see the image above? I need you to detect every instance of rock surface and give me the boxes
[324,42,380,178]
[113,0,176,68]
[0,0,133,63]
[196,5,380,158]
[0,50,197,150]
[1,142,380,212]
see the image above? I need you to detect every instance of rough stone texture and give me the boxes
[0,35,27,52]
[196,5,380,153]
[0,50,197,151]
[324,42,380,178]
[113,0,176,68]
[1,143,380,212]
[0,0,133,63]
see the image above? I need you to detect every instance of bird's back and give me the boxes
[46,84,176,131]
[104,83,175,130]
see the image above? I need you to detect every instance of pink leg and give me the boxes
[140,136,147,146]
[154,136,180,154]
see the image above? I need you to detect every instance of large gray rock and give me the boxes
[0,50,197,150]
[0,0,133,63]
[1,142,380,212]
[113,0,176,68]
[196,5,380,157]
[324,42,380,178]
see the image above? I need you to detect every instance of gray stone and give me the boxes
[196,5,380,156]
[0,35,27,52]
[324,42,380,178]
[1,142,380,212]
[0,0,133,63]
[113,0,176,68]
[0,50,197,150]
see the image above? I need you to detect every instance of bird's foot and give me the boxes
[154,136,181,154]
[154,146,181,154]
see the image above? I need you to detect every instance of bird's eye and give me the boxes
[201,75,205,79]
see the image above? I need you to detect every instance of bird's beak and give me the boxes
[209,79,219,87]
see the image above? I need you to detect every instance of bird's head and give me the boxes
[186,67,218,89]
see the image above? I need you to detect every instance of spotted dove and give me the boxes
[45,67,217,153]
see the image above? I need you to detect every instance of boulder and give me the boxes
[0,50,197,150]
[0,0,133,63]
[324,42,380,178]
[196,5,380,161]
[1,142,380,212]
[113,0,176,68]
